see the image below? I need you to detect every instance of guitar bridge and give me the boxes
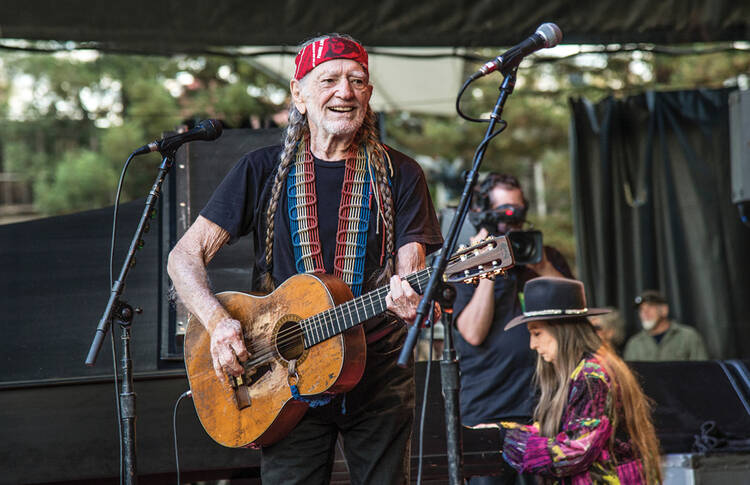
[230,363,272,410]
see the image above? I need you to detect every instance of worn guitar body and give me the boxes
[184,273,366,448]
[184,235,513,448]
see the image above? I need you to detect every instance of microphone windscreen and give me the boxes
[199,119,223,140]
[537,23,563,48]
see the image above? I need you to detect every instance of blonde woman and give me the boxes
[500,277,662,484]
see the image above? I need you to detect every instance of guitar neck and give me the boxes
[302,268,432,347]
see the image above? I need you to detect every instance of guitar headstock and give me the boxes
[445,235,515,285]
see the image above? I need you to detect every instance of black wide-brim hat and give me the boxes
[505,276,610,330]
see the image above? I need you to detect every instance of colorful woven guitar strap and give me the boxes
[287,138,371,297]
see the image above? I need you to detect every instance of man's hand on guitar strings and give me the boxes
[209,318,250,379]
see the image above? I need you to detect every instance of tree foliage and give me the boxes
[1,44,748,271]
[0,50,285,215]
[384,46,750,270]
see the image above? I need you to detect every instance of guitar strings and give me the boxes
[235,256,483,366]
[236,272,431,370]
[240,314,410,371]
[230,246,497,373]
[238,261,463,365]
[241,278,418,364]
[278,270,428,343]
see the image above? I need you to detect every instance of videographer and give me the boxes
[453,173,572,485]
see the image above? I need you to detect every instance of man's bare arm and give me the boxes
[455,279,496,346]
[396,241,426,276]
[167,215,248,377]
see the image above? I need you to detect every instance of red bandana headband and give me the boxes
[294,36,369,80]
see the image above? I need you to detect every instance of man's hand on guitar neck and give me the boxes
[385,275,420,324]
[209,317,249,379]
[386,241,441,325]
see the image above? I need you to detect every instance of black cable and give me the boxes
[455,75,511,138]
[456,77,489,124]
[173,390,193,485]
[110,152,137,286]
[415,303,435,485]
[108,150,138,485]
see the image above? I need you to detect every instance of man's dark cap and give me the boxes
[634,289,668,307]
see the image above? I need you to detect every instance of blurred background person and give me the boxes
[624,290,708,361]
[416,321,444,361]
[589,307,626,353]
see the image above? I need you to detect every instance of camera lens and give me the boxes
[507,231,543,265]
[511,233,534,259]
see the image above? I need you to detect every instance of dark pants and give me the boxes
[261,326,415,485]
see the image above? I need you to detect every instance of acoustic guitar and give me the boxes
[184,236,514,448]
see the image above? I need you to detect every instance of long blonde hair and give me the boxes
[260,34,395,293]
[533,317,662,484]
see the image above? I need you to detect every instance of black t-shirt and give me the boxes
[452,246,572,426]
[200,143,443,317]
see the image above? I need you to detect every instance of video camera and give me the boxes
[468,204,543,265]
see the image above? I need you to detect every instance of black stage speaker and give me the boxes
[160,128,283,359]
[630,360,750,453]
[0,129,283,380]
[0,199,165,383]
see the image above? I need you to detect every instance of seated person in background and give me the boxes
[589,307,625,353]
[624,290,709,361]
[500,277,662,485]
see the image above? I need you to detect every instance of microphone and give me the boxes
[134,119,223,155]
[470,23,563,80]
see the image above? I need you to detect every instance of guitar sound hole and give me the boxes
[276,320,305,361]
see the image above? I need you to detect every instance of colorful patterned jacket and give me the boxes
[501,356,648,484]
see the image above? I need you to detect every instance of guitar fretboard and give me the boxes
[301,268,433,347]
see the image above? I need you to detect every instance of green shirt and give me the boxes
[624,321,709,361]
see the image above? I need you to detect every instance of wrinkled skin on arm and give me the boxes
[167,215,249,379]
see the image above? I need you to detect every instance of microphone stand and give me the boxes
[85,150,178,485]
[398,68,518,485]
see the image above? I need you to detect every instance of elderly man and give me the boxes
[624,290,709,361]
[168,34,443,484]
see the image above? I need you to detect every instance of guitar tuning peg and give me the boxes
[458,244,467,251]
